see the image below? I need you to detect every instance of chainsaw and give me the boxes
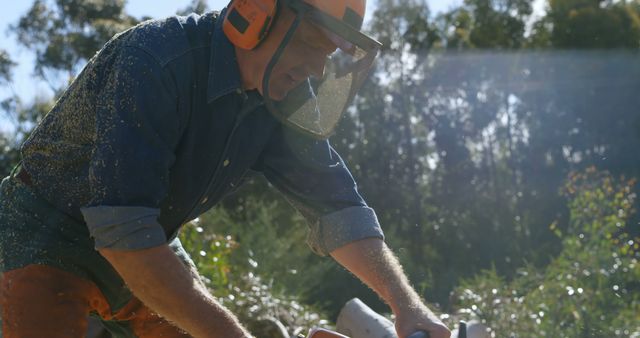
[301,322,468,338]
[299,328,429,338]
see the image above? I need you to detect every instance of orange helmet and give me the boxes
[223,0,367,50]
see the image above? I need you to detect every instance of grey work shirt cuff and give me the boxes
[80,206,167,250]
[307,206,385,256]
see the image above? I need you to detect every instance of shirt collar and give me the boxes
[207,8,244,103]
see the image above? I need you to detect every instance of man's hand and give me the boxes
[394,302,450,338]
[100,244,253,338]
[330,238,451,338]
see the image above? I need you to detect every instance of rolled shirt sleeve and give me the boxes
[254,127,384,256]
[80,207,166,250]
[81,44,181,250]
[312,206,383,256]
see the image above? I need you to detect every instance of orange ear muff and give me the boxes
[223,0,278,50]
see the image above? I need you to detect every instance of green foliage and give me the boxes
[531,0,640,48]
[179,200,332,337]
[0,98,54,177]
[452,169,640,337]
[0,51,16,85]
[179,220,237,290]
[369,0,439,52]
[435,0,532,49]
[0,134,20,177]
[187,189,329,299]
[11,0,138,91]
[210,187,379,319]
[0,50,19,177]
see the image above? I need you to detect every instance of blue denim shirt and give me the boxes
[20,10,383,256]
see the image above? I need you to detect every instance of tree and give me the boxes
[436,0,533,49]
[177,0,210,16]
[11,0,139,94]
[0,50,16,117]
[531,0,640,48]
[0,50,15,84]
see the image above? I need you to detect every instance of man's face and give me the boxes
[254,7,338,101]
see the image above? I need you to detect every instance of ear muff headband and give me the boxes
[223,0,279,50]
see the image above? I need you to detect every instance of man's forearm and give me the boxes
[330,238,452,338]
[100,244,250,338]
[329,238,423,315]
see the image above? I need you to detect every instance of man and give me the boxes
[0,0,451,337]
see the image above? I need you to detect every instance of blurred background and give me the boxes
[0,0,639,337]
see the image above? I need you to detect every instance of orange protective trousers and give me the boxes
[0,264,191,338]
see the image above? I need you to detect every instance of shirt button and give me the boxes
[223,159,230,167]
[201,197,208,205]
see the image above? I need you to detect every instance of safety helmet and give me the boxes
[224,0,382,139]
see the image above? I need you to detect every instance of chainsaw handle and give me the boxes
[407,331,429,338]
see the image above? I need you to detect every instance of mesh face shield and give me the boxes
[262,0,382,139]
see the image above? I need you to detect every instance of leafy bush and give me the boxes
[179,200,331,337]
[451,168,640,337]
